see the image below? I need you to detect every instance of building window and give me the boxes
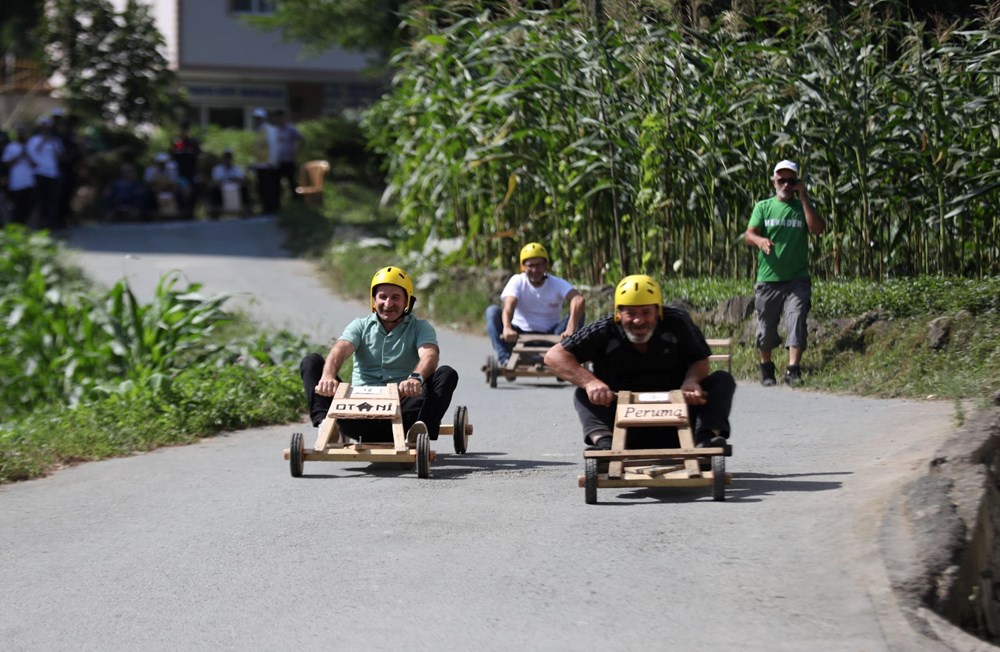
[207,107,245,129]
[230,0,276,15]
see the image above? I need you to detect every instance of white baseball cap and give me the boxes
[252,108,268,118]
[773,160,799,176]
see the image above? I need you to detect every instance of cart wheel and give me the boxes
[289,431,304,478]
[486,355,498,388]
[416,431,431,478]
[584,457,598,504]
[452,405,469,454]
[712,455,726,502]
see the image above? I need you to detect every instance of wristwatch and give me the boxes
[408,372,424,385]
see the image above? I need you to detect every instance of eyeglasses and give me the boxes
[776,177,799,186]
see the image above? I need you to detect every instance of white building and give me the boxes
[110,0,381,127]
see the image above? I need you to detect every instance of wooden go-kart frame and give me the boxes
[483,333,564,388]
[579,389,733,503]
[283,382,472,479]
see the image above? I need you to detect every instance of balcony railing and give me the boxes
[0,57,52,94]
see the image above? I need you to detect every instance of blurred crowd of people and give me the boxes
[0,107,304,229]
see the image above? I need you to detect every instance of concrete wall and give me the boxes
[178,2,370,76]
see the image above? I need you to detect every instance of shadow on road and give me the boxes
[594,471,850,505]
[66,217,289,259]
[294,451,575,480]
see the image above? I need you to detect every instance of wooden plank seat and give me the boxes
[578,390,732,503]
[282,383,473,478]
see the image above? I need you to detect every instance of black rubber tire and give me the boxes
[584,457,598,504]
[416,431,431,478]
[712,454,726,502]
[486,355,498,388]
[452,405,469,454]
[289,431,304,478]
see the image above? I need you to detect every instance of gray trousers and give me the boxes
[754,278,811,351]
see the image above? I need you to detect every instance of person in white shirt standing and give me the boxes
[485,242,586,365]
[27,117,63,230]
[2,125,37,226]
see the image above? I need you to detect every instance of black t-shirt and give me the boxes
[561,306,712,392]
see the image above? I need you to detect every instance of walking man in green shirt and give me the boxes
[744,160,826,386]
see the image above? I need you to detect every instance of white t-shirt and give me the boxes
[26,134,63,179]
[211,163,244,183]
[2,142,37,191]
[500,273,574,332]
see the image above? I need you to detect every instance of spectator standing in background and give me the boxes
[2,125,36,226]
[251,108,279,215]
[271,109,304,207]
[27,117,64,230]
[53,109,83,227]
[170,122,201,219]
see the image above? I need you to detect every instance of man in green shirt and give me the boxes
[744,160,826,386]
[300,266,458,440]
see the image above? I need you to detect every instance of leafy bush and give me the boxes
[0,364,303,483]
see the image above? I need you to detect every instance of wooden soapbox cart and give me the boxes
[579,389,732,503]
[482,333,564,388]
[284,383,472,478]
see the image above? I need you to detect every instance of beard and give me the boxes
[623,327,653,344]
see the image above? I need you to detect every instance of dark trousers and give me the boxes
[277,161,299,205]
[255,166,280,214]
[300,353,459,441]
[34,175,61,230]
[8,188,35,225]
[573,370,736,447]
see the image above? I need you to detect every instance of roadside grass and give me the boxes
[316,235,1000,405]
[0,365,303,483]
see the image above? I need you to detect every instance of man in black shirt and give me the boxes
[544,274,735,451]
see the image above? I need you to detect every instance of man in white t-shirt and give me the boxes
[485,242,585,365]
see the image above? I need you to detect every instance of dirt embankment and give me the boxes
[883,400,1000,649]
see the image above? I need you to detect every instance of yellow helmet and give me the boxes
[370,266,416,314]
[519,242,549,266]
[614,274,663,320]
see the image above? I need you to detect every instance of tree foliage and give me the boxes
[42,0,186,126]
[249,0,406,62]
[0,0,44,56]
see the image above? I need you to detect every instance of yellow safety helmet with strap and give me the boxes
[614,274,663,320]
[370,266,416,315]
[519,242,549,266]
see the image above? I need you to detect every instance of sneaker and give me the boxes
[760,362,776,387]
[695,431,727,448]
[585,433,613,451]
[784,365,802,387]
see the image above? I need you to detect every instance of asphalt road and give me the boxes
[0,217,958,651]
